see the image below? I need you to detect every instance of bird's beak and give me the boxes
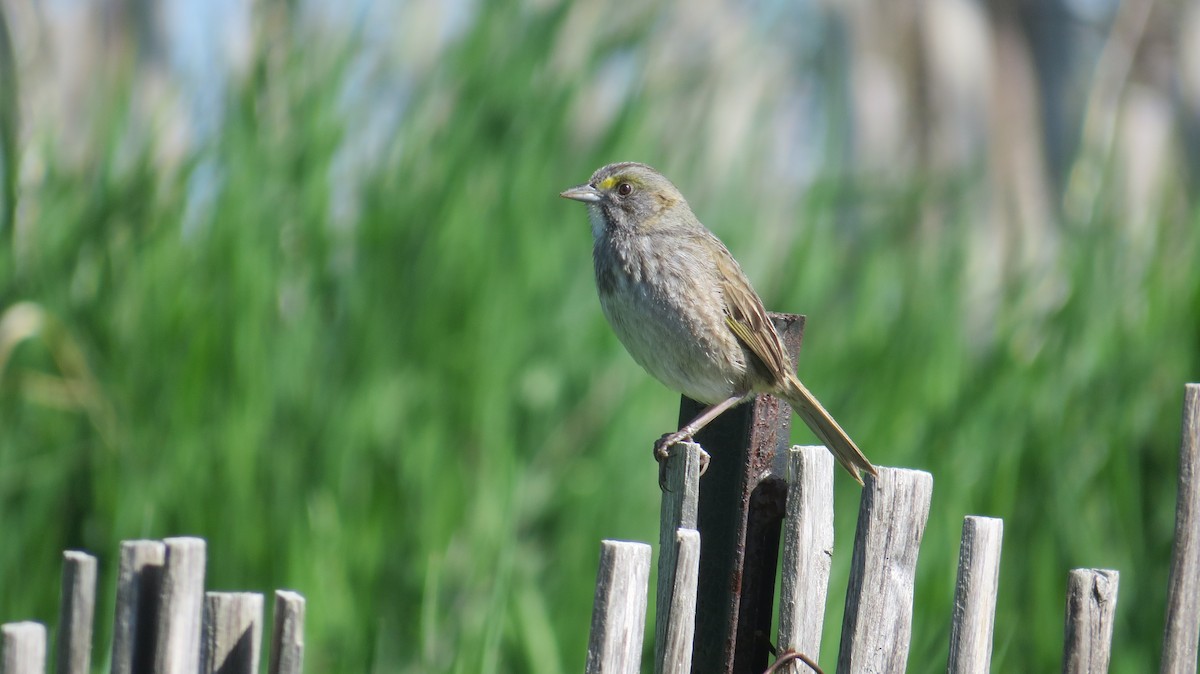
[560,184,603,203]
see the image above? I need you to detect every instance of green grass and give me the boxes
[1,3,1198,672]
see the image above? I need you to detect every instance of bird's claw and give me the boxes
[653,430,687,461]
[654,431,711,490]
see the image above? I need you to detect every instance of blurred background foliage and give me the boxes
[1,0,1198,671]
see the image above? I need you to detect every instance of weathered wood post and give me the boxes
[687,313,804,674]
[1161,383,1200,674]
[154,537,206,674]
[1061,568,1119,674]
[585,541,652,674]
[57,551,97,674]
[111,540,166,674]
[657,529,702,674]
[2,622,46,674]
[656,443,703,674]
[836,467,934,674]
[947,516,1004,673]
[776,446,835,665]
[269,591,306,674]
[200,593,262,674]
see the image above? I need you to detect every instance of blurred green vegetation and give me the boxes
[2,2,1198,673]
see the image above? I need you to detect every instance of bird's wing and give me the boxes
[708,235,790,383]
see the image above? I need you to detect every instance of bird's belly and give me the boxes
[599,280,747,405]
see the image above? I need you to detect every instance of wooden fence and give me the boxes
[584,383,1200,674]
[1,389,1194,673]
[1,537,305,674]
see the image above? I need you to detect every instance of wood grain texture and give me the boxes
[658,441,701,536]
[658,530,701,674]
[268,591,305,674]
[56,551,96,674]
[111,540,166,674]
[3,622,46,674]
[777,446,835,666]
[585,541,652,674]
[154,538,207,674]
[837,467,934,674]
[1161,383,1200,674]
[200,593,262,674]
[947,516,1004,674]
[1062,569,1119,674]
[656,442,701,674]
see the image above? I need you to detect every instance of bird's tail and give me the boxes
[780,375,877,486]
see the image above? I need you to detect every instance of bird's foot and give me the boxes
[653,429,693,462]
[654,429,711,490]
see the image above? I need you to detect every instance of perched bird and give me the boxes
[560,162,876,485]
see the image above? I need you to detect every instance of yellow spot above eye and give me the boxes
[598,176,619,190]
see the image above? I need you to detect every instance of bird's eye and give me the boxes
[617,182,633,196]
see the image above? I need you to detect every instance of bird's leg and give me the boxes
[653,394,746,473]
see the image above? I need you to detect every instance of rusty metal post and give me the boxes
[686,313,804,674]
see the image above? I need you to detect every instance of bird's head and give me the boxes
[560,162,688,239]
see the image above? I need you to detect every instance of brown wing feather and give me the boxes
[706,234,877,483]
[707,236,790,386]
